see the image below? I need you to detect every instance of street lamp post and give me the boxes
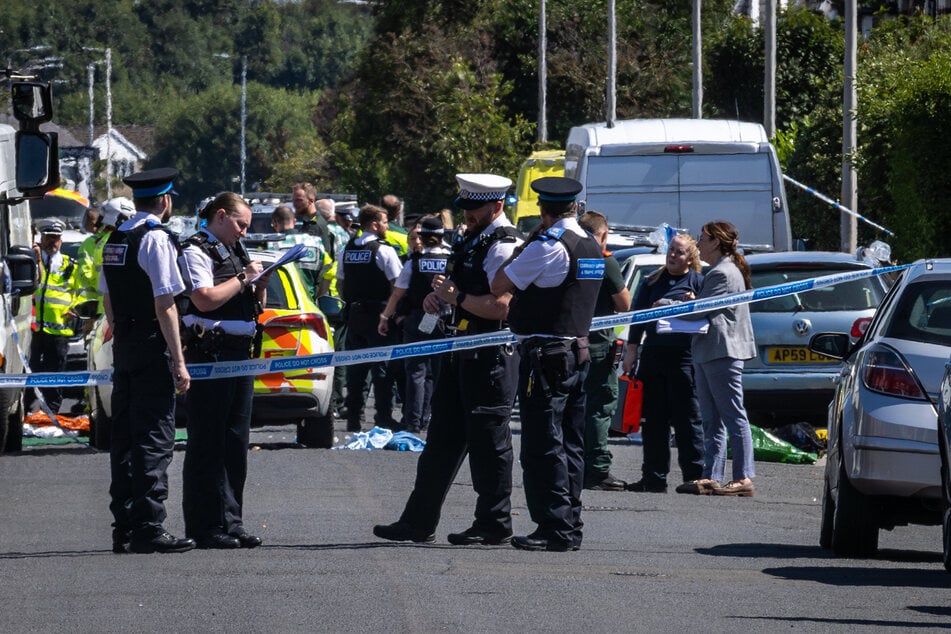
[83,46,112,198]
[215,53,247,195]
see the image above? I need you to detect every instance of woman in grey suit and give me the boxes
[677,221,757,497]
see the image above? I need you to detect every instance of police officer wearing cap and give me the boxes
[491,176,604,552]
[29,220,81,416]
[100,167,195,554]
[373,173,521,546]
[377,214,451,433]
[178,192,267,549]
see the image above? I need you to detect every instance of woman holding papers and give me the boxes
[623,234,705,493]
[676,221,756,497]
[177,192,269,549]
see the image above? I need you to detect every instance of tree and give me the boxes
[150,82,325,209]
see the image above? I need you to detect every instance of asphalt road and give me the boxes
[2,413,950,633]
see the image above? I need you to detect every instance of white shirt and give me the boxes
[477,215,521,283]
[98,212,185,298]
[394,245,451,289]
[336,233,402,282]
[178,229,225,292]
[503,217,586,290]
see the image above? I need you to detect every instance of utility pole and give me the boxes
[240,55,247,195]
[538,0,547,143]
[841,0,858,253]
[764,0,776,137]
[105,47,112,199]
[607,0,616,126]
[692,0,702,118]
[87,63,95,146]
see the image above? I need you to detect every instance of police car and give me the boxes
[86,249,336,448]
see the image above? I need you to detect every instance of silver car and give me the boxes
[811,258,951,557]
[743,251,890,426]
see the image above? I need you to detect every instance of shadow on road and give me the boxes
[730,614,951,629]
[697,541,942,564]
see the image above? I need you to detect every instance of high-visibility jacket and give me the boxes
[32,252,81,336]
[76,229,112,311]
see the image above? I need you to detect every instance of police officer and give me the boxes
[337,204,402,431]
[100,167,194,554]
[178,192,266,549]
[491,176,604,552]
[578,210,631,491]
[373,173,520,546]
[30,220,81,416]
[377,214,451,433]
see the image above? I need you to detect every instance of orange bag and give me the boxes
[611,375,642,434]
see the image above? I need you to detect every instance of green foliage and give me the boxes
[150,83,324,206]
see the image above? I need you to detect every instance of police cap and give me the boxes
[454,173,512,210]
[531,176,583,202]
[123,167,180,198]
[418,215,444,235]
[39,220,65,236]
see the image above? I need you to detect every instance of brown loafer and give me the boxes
[675,479,721,495]
[712,480,755,497]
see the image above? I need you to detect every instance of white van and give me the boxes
[0,80,57,451]
[565,118,792,252]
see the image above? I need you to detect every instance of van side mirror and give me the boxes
[16,130,58,196]
[4,245,38,296]
[809,332,851,360]
[11,81,54,126]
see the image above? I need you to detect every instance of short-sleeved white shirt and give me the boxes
[98,212,185,298]
[336,233,402,282]
[477,215,521,284]
[503,217,586,290]
[178,229,222,292]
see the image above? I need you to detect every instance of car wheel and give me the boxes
[831,458,879,557]
[943,505,951,573]
[819,476,834,550]
[89,389,113,451]
[297,414,333,449]
[0,389,24,453]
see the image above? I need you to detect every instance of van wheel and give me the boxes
[297,414,333,448]
[1,390,24,453]
[831,458,879,557]
[89,389,112,451]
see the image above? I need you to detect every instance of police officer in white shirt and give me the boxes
[491,176,604,552]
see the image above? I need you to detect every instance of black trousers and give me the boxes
[28,329,68,414]
[399,345,518,535]
[635,346,704,484]
[182,344,253,539]
[345,322,396,428]
[518,340,589,548]
[109,334,177,539]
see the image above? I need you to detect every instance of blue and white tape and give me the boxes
[0,264,910,389]
[783,174,894,237]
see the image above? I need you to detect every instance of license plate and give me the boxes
[766,346,837,364]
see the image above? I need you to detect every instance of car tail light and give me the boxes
[860,345,926,400]
[264,313,329,341]
[664,144,694,153]
[851,317,871,338]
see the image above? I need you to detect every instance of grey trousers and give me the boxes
[692,357,755,482]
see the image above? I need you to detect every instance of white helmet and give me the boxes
[100,197,136,227]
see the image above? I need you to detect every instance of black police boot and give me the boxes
[129,531,197,554]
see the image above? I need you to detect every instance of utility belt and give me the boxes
[183,322,261,360]
[519,336,590,398]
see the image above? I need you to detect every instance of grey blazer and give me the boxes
[689,256,756,364]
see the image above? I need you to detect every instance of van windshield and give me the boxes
[585,153,776,248]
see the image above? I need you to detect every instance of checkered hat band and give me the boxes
[459,189,506,201]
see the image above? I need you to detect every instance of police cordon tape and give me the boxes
[0,263,911,390]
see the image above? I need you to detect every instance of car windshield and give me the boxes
[250,214,275,233]
[750,266,884,313]
[883,280,951,346]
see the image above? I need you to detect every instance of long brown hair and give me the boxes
[701,221,751,290]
